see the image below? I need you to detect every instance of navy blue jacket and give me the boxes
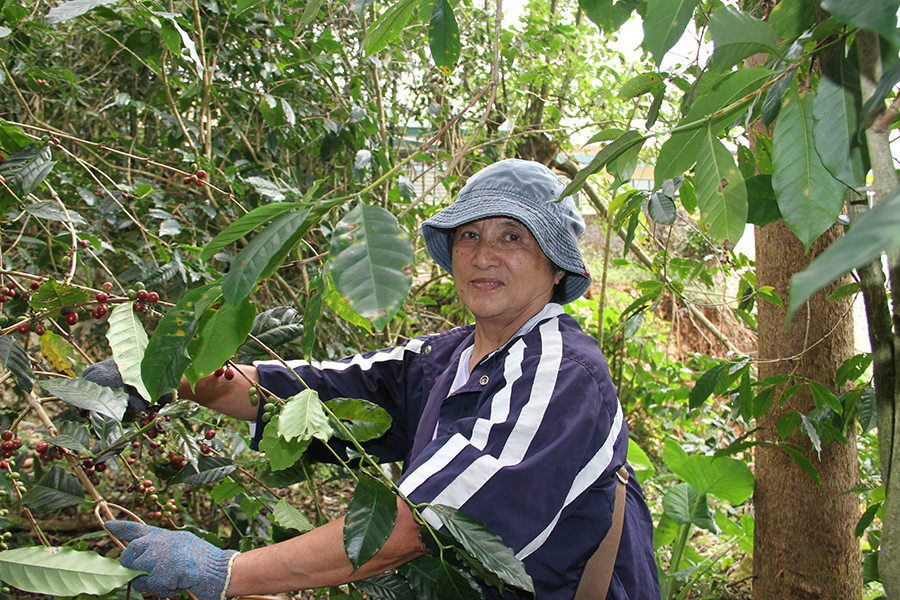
[255,305,659,599]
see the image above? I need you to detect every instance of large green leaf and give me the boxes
[328,203,415,331]
[143,284,219,400]
[788,184,900,320]
[184,296,256,384]
[428,0,460,74]
[821,0,900,44]
[641,0,699,67]
[326,397,393,442]
[561,130,645,198]
[27,280,90,314]
[746,175,782,227]
[361,0,417,57]
[688,362,728,410]
[0,546,138,596]
[272,498,314,533]
[695,125,747,242]
[106,302,150,402]
[223,208,312,305]
[200,202,303,262]
[707,5,780,72]
[619,72,666,99]
[355,572,416,600]
[277,389,333,442]
[40,379,128,422]
[236,306,304,357]
[579,0,636,33]
[768,0,816,39]
[24,202,86,226]
[259,415,311,471]
[662,482,716,531]
[669,454,754,504]
[0,143,56,206]
[344,476,398,570]
[430,504,534,593]
[22,466,85,511]
[655,68,773,187]
[47,422,91,454]
[772,84,846,250]
[401,554,481,600]
[170,455,237,486]
[0,335,34,392]
[301,274,325,358]
[813,57,867,189]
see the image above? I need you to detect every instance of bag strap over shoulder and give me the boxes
[574,466,630,600]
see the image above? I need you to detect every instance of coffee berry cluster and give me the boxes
[182,167,208,188]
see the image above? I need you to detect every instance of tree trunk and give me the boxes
[753,220,861,600]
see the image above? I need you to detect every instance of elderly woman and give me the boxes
[103,160,659,600]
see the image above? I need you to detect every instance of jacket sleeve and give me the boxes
[252,339,430,462]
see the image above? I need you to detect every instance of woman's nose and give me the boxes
[471,238,501,268]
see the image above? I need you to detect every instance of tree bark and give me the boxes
[754,220,861,600]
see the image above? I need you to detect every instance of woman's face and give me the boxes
[452,217,564,330]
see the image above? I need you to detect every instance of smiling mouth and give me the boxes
[471,279,504,290]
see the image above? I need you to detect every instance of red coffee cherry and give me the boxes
[96,291,108,302]
[65,311,79,325]
[35,442,49,453]
[16,322,30,335]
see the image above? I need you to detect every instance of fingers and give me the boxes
[104,520,153,543]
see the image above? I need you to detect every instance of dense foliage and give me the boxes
[0,0,897,598]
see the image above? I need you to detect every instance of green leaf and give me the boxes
[647,191,676,224]
[813,57,867,189]
[428,0,460,73]
[24,202,86,226]
[354,572,416,600]
[669,455,754,504]
[860,60,900,130]
[619,72,666,99]
[278,389,332,442]
[826,282,859,302]
[641,0,699,67]
[0,335,34,392]
[768,0,815,39]
[200,203,303,262]
[47,422,91,454]
[301,274,326,357]
[170,455,237,486]
[259,416,312,471]
[0,546,138,596]
[344,476,398,570]
[837,353,872,388]
[40,379,128,422]
[662,483,716,531]
[858,387,877,434]
[361,0,417,57]
[224,208,313,305]
[655,68,774,187]
[627,438,656,483]
[776,411,801,439]
[808,380,841,412]
[746,175,782,227]
[561,130,645,198]
[0,143,56,201]
[106,302,151,403]
[695,125,747,242]
[273,498,314,533]
[326,398,393,442]
[689,362,728,409]
[236,306,304,357]
[707,5,780,72]
[787,184,900,320]
[772,84,846,251]
[801,415,823,456]
[0,121,33,152]
[27,280,89,314]
[579,0,636,33]
[821,0,900,45]
[434,560,482,600]
[143,283,219,400]
[22,466,85,511]
[184,296,256,383]
[430,504,534,593]
[299,0,324,25]
[781,444,820,485]
[662,437,689,471]
[328,203,415,331]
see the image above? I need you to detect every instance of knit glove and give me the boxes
[105,520,239,600]
[83,358,149,413]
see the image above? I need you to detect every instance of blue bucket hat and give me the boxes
[421,159,591,304]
